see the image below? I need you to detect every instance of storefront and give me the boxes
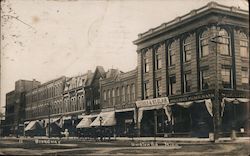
[44,117,63,137]
[221,98,249,136]
[24,120,44,137]
[169,99,213,137]
[76,114,97,138]
[115,108,136,137]
[136,97,170,136]
[90,111,116,138]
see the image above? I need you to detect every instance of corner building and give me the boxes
[134,2,249,137]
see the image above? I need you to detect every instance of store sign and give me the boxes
[136,97,169,108]
[170,93,214,103]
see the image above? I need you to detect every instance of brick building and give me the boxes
[24,76,66,136]
[98,68,137,136]
[3,79,40,136]
[133,2,249,137]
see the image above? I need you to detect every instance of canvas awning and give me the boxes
[76,116,93,128]
[24,121,30,125]
[63,116,72,120]
[44,117,63,128]
[90,111,116,127]
[221,98,249,117]
[24,121,37,131]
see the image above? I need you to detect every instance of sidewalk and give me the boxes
[2,136,249,144]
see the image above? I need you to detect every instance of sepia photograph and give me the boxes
[0,0,249,155]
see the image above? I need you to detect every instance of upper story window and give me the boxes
[122,86,125,102]
[127,85,130,102]
[218,29,230,56]
[112,89,115,105]
[131,84,135,101]
[199,29,209,57]
[183,36,192,62]
[239,32,249,58]
[116,87,120,102]
[221,66,233,89]
[144,82,149,99]
[143,50,149,73]
[200,68,209,90]
[168,42,175,66]
[184,73,191,93]
[103,91,106,101]
[107,90,110,104]
[169,75,176,95]
[241,67,249,84]
[155,48,162,70]
[155,79,162,97]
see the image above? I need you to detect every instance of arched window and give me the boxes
[239,32,249,58]
[183,36,192,62]
[218,28,230,56]
[199,29,209,57]
[168,42,175,66]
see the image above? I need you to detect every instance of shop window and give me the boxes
[184,73,191,93]
[199,29,209,57]
[239,32,249,58]
[143,50,149,73]
[144,82,149,99]
[169,76,176,95]
[168,42,175,66]
[241,68,249,84]
[218,29,230,56]
[200,68,209,90]
[155,48,162,70]
[155,79,162,97]
[183,36,191,62]
[221,66,232,89]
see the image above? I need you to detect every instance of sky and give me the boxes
[0,0,248,114]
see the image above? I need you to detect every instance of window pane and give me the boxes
[219,44,230,55]
[241,70,249,84]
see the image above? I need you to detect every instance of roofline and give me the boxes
[133,1,249,45]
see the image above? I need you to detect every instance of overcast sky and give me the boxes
[0,0,248,114]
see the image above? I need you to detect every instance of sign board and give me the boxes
[136,97,169,108]
[169,91,214,103]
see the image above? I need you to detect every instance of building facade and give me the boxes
[24,76,66,136]
[99,68,137,136]
[3,79,40,136]
[134,2,249,137]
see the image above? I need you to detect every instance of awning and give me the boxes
[24,121,37,131]
[45,117,63,128]
[63,116,72,120]
[115,107,135,113]
[24,121,30,125]
[170,99,213,117]
[76,116,92,128]
[90,111,116,127]
[136,97,170,123]
[221,98,250,117]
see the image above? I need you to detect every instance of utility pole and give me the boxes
[210,31,222,142]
